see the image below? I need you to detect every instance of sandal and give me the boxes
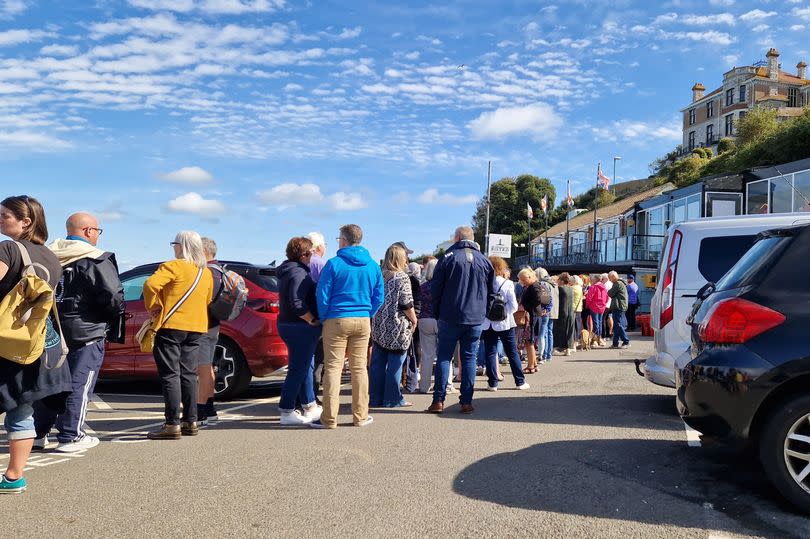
[523,367,536,374]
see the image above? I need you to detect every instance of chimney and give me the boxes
[767,48,780,81]
[799,61,808,80]
[691,83,705,102]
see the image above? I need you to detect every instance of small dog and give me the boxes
[580,329,593,351]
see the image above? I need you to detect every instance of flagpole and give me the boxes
[565,179,571,258]
[527,208,532,261]
[593,163,600,255]
[484,161,491,254]
[544,209,548,265]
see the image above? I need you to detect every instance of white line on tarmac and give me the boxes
[91,394,113,410]
[684,422,702,448]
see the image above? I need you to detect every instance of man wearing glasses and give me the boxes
[32,212,124,452]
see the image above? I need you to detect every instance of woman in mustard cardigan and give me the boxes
[143,231,213,440]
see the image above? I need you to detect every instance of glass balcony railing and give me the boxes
[527,234,665,267]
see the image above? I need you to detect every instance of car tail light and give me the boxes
[659,230,682,328]
[247,299,279,314]
[698,298,785,344]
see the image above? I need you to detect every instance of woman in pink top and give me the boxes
[586,278,609,347]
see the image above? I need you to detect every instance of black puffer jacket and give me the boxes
[55,253,124,349]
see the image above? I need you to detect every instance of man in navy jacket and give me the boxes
[427,226,495,414]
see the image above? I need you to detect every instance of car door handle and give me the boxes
[681,294,697,298]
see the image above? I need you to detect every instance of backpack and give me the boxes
[486,280,508,322]
[539,281,552,306]
[0,241,68,367]
[208,264,248,322]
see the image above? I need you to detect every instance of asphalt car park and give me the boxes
[2,337,810,538]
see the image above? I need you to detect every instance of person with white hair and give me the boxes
[607,271,630,348]
[143,231,214,440]
[535,266,558,363]
[306,231,327,283]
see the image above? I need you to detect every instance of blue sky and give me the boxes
[1,0,808,268]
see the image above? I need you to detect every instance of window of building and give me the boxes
[688,131,696,150]
[705,192,742,217]
[726,88,734,106]
[687,194,701,219]
[794,170,810,212]
[725,114,734,136]
[788,87,800,107]
[673,198,686,224]
[688,108,696,125]
[706,124,714,144]
[739,85,746,103]
[738,110,747,122]
[746,180,769,214]
[770,177,793,213]
[707,100,714,117]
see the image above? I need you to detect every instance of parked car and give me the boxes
[677,224,810,513]
[102,261,288,399]
[641,213,810,388]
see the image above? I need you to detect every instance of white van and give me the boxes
[642,213,810,388]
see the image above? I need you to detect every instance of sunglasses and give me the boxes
[170,241,180,246]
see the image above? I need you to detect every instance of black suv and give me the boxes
[678,224,810,513]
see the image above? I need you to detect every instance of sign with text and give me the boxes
[487,234,512,258]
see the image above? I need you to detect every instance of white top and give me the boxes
[604,280,613,308]
[481,276,518,331]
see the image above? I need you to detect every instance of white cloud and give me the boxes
[128,0,284,13]
[256,183,365,211]
[680,13,735,26]
[752,24,769,32]
[403,51,420,60]
[338,27,362,39]
[739,9,776,22]
[0,29,50,46]
[0,130,72,151]
[592,120,681,143]
[665,30,735,46]
[162,166,214,184]
[330,192,367,210]
[284,83,303,92]
[40,44,79,56]
[0,0,28,17]
[167,192,226,217]
[723,54,739,66]
[418,188,478,206]
[794,7,810,21]
[257,182,324,205]
[709,0,734,5]
[790,24,805,31]
[468,103,563,140]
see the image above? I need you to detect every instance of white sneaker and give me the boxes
[446,385,457,393]
[279,410,312,426]
[302,404,323,421]
[54,435,99,453]
[486,386,498,392]
[355,415,374,427]
[516,383,531,390]
[32,436,49,451]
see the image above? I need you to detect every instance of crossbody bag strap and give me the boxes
[163,267,204,325]
[14,241,50,282]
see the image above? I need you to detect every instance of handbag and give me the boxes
[513,309,528,327]
[136,267,204,353]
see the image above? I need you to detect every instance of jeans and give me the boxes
[538,316,553,360]
[4,403,35,440]
[369,346,408,406]
[482,328,525,388]
[432,321,481,406]
[34,340,105,442]
[153,328,203,425]
[591,311,603,339]
[278,322,321,411]
[627,303,639,331]
[418,318,438,393]
[321,317,371,427]
[612,310,630,346]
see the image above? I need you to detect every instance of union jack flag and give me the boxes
[527,202,534,219]
[540,194,548,215]
[597,166,611,189]
[566,181,574,208]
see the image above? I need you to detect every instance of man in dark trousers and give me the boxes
[33,212,124,453]
[427,226,495,415]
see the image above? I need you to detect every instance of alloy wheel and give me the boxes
[784,413,810,495]
[213,343,235,394]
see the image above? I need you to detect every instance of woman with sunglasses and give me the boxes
[143,231,213,440]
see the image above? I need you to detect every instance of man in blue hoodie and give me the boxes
[427,226,495,414]
[312,224,384,429]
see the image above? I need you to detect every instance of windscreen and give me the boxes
[714,236,791,291]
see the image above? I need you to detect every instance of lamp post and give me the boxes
[612,156,621,194]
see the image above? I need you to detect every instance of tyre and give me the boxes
[212,338,251,400]
[759,393,810,514]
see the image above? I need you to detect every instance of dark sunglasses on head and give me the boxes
[170,241,180,246]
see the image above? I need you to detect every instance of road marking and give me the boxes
[684,422,702,447]
[91,394,113,410]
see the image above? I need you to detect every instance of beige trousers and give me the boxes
[320,317,371,427]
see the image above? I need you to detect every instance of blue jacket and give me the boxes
[316,245,384,320]
[431,240,495,325]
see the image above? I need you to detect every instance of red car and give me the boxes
[102,261,288,399]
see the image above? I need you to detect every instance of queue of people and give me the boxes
[0,194,638,494]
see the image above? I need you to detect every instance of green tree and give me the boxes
[472,174,556,249]
[734,106,779,148]
[717,137,734,154]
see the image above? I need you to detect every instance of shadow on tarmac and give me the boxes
[452,438,806,537]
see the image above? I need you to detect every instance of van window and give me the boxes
[697,235,757,283]
[715,236,791,291]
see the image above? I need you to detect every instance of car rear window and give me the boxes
[228,266,279,292]
[697,235,757,283]
[714,236,791,291]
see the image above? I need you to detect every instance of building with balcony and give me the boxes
[681,48,809,154]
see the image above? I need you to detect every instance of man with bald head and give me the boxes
[32,212,124,453]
